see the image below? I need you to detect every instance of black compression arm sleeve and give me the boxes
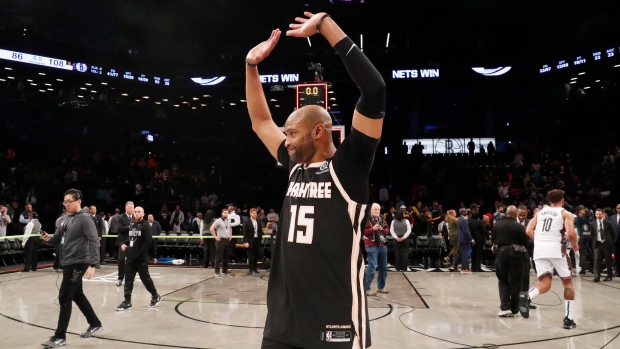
[333,36,386,119]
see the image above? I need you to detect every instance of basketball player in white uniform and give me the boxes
[245,11,386,349]
[520,189,579,329]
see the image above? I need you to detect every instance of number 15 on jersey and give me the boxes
[288,205,314,244]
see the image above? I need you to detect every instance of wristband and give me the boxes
[316,14,331,34]
[245,59,258,67]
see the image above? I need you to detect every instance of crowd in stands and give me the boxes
[1,98,620,252]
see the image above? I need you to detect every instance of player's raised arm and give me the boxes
[287,11,386,139]
[245,29,287,160]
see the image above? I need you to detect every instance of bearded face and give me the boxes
[288,131,315,164]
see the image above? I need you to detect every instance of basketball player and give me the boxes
[520,189,579,329]
[245,11,385,349]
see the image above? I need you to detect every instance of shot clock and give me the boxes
[296,83,328,110]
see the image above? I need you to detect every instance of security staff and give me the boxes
[115,206,161,310]
[492,205,531,317]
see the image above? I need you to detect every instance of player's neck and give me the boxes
[304,144,337,166]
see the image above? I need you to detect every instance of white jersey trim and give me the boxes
[330,163,368,349]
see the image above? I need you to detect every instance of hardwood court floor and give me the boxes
[1,264,619,349]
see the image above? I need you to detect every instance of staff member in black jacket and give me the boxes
[243,208,263,275]
[516,205,536,309]
[115,206,161,311]
[590,208,616,282]
[468,212,488,272]
[147,214,163,260]
[113,201,134,287]
[40,189,103,348]
[492,205,531,317]
[89,205,105,267]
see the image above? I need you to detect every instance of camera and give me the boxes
[372,219,388,244]
[307,62,323,72]
[307,62,324,82]
[378,220,387,230]
[379,234,388,244]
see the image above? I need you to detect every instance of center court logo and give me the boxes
[471,67,512,76]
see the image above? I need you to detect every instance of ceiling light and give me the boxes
[578,72,585,75]
[4,67,12,70]
[193,97,199,100]
[584,86,590,89]
[101,82,107,85]
[229,102,236,105]
[85,83,92,86]
[174,104,179,107]
[121,93,128,96]
[80,87,86,90]
[142,96,149,99]
[154,102,161,104]
[570,77,577,80]
[56,78,63,81]
[201,104,206,107]
[91,90,97,93]
[38,72,46,75]
[329,97,336,100]
[38,89,45,92]
[328,90,334,93]
[162,98,168,101]
[203,94,211,97]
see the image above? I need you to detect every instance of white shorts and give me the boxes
[535,256,573,279]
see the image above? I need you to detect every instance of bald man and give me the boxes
[246,11,386,349]
[115,206,161,311]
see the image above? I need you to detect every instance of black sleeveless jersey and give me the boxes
[264,128,379,349]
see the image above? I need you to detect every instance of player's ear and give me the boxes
[314,124,324,137]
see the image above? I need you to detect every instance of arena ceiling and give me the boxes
[0,0,619,125]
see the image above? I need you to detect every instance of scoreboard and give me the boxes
[296,83,328,110]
